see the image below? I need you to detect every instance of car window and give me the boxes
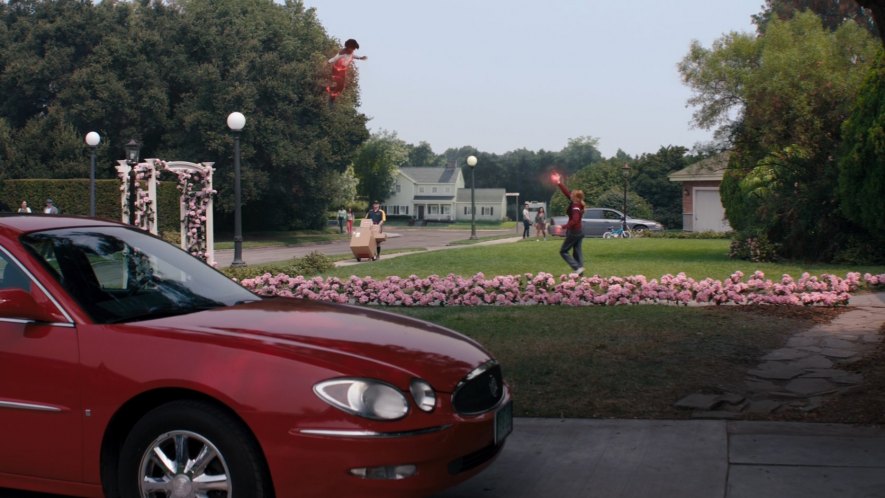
[21,227,258,323]
[0,252,30,292]
[603,210,622,220]
[584,209,603,219]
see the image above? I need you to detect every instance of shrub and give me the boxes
[729,230,780,262]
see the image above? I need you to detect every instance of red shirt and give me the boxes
[557,183,584,233]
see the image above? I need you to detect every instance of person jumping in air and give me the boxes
[551,172,586,275]
[327,38,367,104]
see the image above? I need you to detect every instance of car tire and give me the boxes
[118,400,271,498]
[631,225,647,234]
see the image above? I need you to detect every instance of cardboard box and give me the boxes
[350,221,376,260]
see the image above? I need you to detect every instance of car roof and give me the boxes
[0,214,122,236]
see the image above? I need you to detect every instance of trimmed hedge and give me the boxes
[1,179,182,232]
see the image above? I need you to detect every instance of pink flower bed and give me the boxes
[238,271,885,307]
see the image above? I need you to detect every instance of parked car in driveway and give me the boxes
[548,208,664,237]
[0,214,512,498]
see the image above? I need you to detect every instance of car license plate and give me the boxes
[494,401,513,445]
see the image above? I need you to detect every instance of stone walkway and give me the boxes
[675,292,885,418]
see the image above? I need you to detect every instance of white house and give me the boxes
[384,166,506,222]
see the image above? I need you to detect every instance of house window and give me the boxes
[419,187,425,193]
[429,205,439,215]
[396,184,401,193]
[441,205,451,215]
[432,187,438,193]
[481,207,494,216]
[464,206,471,215]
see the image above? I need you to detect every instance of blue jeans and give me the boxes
[559,231,585,270]
[522,220,531,238]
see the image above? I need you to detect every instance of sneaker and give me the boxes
[576,267,585,275]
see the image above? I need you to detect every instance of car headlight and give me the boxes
[410,379,436,412]
[314,378,408,420]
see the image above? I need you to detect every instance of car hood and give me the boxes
[144,298,491,391]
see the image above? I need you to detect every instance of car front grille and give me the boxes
[451,361,504,415]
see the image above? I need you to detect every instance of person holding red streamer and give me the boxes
[326,38,367,104]
[551,172,586,275]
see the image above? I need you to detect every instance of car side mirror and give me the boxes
[0,288,61,323]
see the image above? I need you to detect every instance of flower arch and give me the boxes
[116,159,217,265]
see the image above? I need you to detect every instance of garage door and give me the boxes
[694,189,731,232]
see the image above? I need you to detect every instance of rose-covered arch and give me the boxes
[116,159,217,265]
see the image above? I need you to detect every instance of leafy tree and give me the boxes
[0,0,369,230]
[353,130,408,204]
[683,12,879,259]
[325,164,360,211]
[752,0,879,37]
[630,146,690,228]
[557,136,603,175]
[837,51,885,254]
[407,141,444,167]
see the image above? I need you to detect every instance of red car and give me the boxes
[0,215,512,498]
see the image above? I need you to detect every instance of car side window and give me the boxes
[603,210,621,220]
[585,209,603,219]
[0,253,31,292]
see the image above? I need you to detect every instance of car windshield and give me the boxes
[21,226,258,323]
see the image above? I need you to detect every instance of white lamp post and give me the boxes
[467,155,478,240]
[85,132,101,217]
[227,112,246,267]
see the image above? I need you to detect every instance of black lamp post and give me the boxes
[85,132,100,217]
[621,163,631,231]
[467,155,478,240]
[125,139,141,226]
[227,112,246,267]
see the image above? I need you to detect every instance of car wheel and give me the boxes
[631,225,647,233]
[118,400,271,498]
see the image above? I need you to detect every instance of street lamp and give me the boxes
[467,155,478,240]
[622,163,631,231]
[85,132,100,217]
[227,112,246,267]
[124,139,141,226]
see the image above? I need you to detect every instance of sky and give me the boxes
[301,0,761,158]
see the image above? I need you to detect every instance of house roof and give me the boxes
[399,167,460,184]
[668,152,731,182]
[456,188,506,203]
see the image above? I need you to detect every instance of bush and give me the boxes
[729,231,780,262]
[222,250,334,281]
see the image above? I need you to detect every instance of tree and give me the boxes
[0,0,370,230]
[837,52,885,254]
[407,141,444,168]
[856,0,885,43]
[352,130,408,204]
[682,12,880,260]
[752,0,879,37]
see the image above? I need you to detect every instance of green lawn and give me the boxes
[322,238,884,282]
[234,235,885,421]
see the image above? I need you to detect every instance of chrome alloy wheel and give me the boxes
[138,430,232,498]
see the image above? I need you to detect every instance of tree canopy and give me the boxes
[680,10,882,261]
[0,0,369,230]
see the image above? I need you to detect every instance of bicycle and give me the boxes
[602,225,632,239]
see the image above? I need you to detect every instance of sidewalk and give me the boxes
[434,418,885,498]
